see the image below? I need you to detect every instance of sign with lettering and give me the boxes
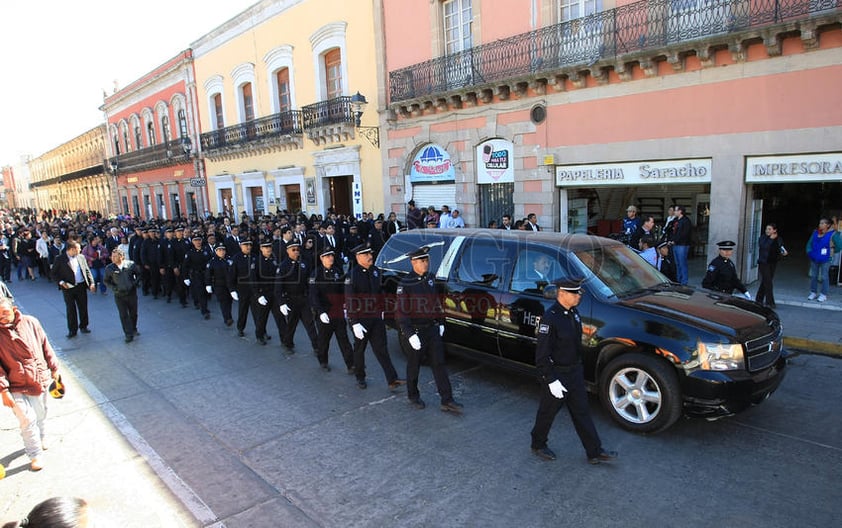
[410,144,455,184]
[556,159,711,187]
[476,139,514,184]
[189,178,206,187]
[745,153,842,183]
[353,181,363,219]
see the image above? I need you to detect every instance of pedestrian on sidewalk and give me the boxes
[806,217,835,303]
[51,240,96,338]
[0,297,61,472]
[756,223,787,309]
[103,248,141,343]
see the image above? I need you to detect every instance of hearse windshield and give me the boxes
[571,244,671,299]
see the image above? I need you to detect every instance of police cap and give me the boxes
[259,240,273,248]
[191,235,204,242]
[657,241,670,250]
[552,277,585,293]
[165,228,174,233]
[239,239,253,246]
[351,243,372,255]
[716,240,736,250]
[319,246,335,258]
[286,240,301,249]
[214,244,227,251]
[407,246,430,260]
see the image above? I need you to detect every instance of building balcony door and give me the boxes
[328,176,352,215]
[284,185,302,213]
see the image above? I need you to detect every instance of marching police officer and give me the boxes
[253,240,285,346]
[231,239,257,338]
[276,240,319,354]
[702,240,751,298]
[173,227,189,307]
[206,244,236,326]
[530,278,618,465]
[182,235,213,319]
[395,246,462,414]
[158,228,178,303]
[345,243,405,391]
[309,246,354,372]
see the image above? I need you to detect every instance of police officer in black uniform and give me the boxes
[656,241,677,282]
[158,228,178,302]
[345,243,405,391]
[206,244,236,326]
[701,240,751,298]
[309,246,354,372]
[182,235,213,319]
[231,239,257,337]
[140,228,159,297]
[395,246,462,413]
[530,278,618,465]
[173,227,189,307]
[253,240,285,346]
[276,240,319,354]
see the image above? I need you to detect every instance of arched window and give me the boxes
[147,121,157,145]
[213,93,224,129]
[276,68,290,112]
[113,135,121,155]
[178,109,188,138]
[122,126,131,153]
[324,49,342,100]
[241,82,254,121]
[162,115,171,144]
[134,126,142,149]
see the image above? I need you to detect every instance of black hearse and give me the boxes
[376,229,787,433]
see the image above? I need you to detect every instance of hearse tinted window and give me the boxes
[511,247,573,295]
[378,233,451,274]
[454,237,513,289]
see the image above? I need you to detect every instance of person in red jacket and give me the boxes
[0,297,60,471]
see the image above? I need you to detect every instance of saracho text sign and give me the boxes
[745,153,842,183]
[476,139,514,184]
[556,159,711,186]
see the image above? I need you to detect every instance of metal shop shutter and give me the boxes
[411,183,456,212]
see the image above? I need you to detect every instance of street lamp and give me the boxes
[109,158,118,176]
[349,91,380,148]
[181,136,193,160]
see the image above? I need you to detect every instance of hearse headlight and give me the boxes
[693,341,744,371]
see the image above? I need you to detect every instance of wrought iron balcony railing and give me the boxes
[301,96,354,129]
[108,142,190,174]
[389,0,842,102]
[200,109,304,152]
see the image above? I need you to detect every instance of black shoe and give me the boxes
[66,332,77,338]
[588,450,618,465]
[357,379,367,389]
[238,330,245,337]
[388,378,407,390]
[257,336,267,345]
[284,346,295,355]
[166,298,172,303]
[125,335,134,343]
[409,398,426,410]
[133,330,140,336]
[320,363,331,372]
[181,303,188,308]
[767,303,777,309]
[346,366,356,375]
[203,313,210,320]
[225,319,233,327]
[266,335,272,340]
[440,401,464,414]
[532,447,557,461]
[79,328,91,334]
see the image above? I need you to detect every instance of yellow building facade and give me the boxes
[192,0,385,221]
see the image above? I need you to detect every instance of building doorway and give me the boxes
[249,187,265,216]
[220,188,234,218]
[283,184,302,213]
[327,176,352,215]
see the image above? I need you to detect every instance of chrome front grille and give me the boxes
[745,322,783,372]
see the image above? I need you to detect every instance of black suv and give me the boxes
[376,229,787,433]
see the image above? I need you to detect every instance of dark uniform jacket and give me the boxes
[159,238,178,269]
[255,255,279,298]
[183,246,212,279]
[535,302,583,384]
[702,256,747,294]
[309,263,345,318]
[141,237,160,269]
[344,264,385,326]
[659,254,677,282]
[128,235,144,265]
[206,256,235,290]
[275,257,309,302]
[103,261,141,297]
[395,270,443,336]
[231,252,258,295]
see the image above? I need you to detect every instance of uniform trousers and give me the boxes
[149,267,161,297]
[214,285,233,321]
[161,268,175,300]
[189,275,209,314]
[316,316,353,368]
[530,364,602,458]
[353,319,399,384]
[236,289,255,332]
[175,270,188,305]
[283,296,319,350]
[252,294,286,339]
[113,292,138,337]
[11,391,48,460]
[404,325,453,404]
[62,283,89,333]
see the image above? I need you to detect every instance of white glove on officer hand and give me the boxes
[257,296,268,306]
[183,279,191,286]
[743,292,752,300]
[206,285,213,294]
[439,324,445,336]
[280,304,290,316]
[319,312,330,324]
[408,334,422,350]
[230,291,239,301]
[548,380,568,399]
[352,323,367,340]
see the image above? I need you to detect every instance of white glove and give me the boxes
[548,380,568,399]
[231,291,239,301]
[352,323,367,340]
[206,285,213,294]
[183,279,191,286]
[439,324,445,336]
[319,312,330,324]
[257,295,268,306]
[743,292,752,300]
[408,334,422,350]
[280,304,290,316]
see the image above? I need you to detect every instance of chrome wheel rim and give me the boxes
[608,367,663,424]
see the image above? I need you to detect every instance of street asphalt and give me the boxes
[0,271,839,527]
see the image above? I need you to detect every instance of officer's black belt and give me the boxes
[553,362,582,373]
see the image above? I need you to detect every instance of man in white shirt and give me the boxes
[439,205,453,229]
[450,209,466,228]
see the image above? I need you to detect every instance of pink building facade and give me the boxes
[381,0,842,282]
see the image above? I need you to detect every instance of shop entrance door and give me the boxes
[328,176,352,215]
[220,189,234,218]
[744,199,763,284]
[250,187,264,216]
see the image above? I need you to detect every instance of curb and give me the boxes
[784,336,842,358]
[777,299,842,312]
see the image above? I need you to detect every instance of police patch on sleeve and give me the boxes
[707,265,716,272]
[538,324,550,334]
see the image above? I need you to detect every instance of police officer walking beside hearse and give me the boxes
[395,246,462,414]
[530,278,618,465]
[701,240,751,298]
